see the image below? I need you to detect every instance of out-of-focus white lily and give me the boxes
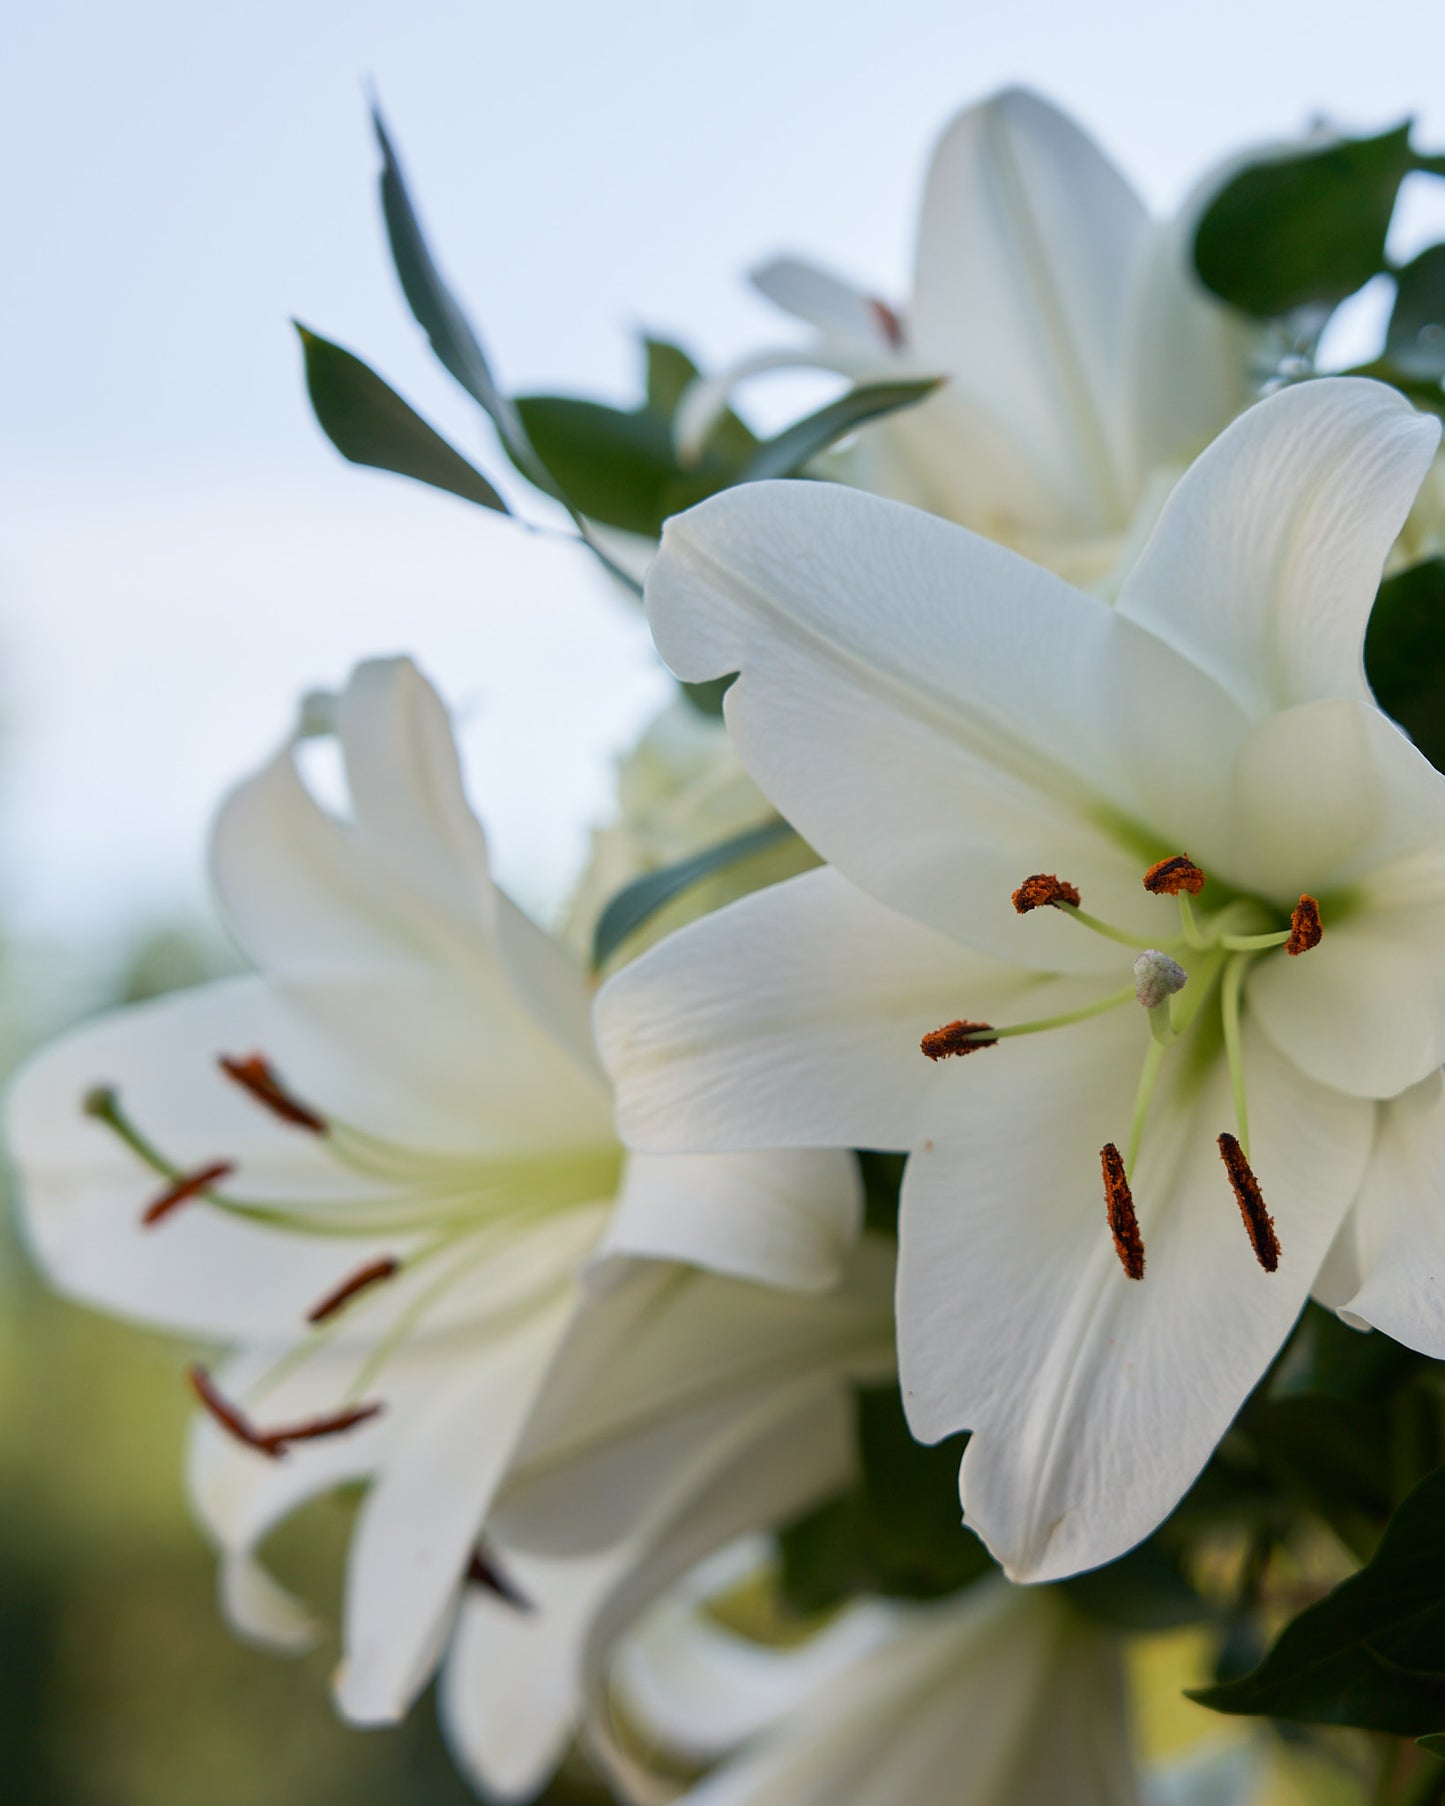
[7,657,860,1725]
[679,87,1260,590]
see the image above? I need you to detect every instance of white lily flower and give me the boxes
[598,376,1445,1583]
[607,1576,1141,1806]
[434,1241,896,1800]
[6,656,861,1723]
[682,86,1259,589]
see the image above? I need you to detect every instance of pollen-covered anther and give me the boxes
[868,296,905,349]
[1287,894,1323,956]
[1100,1143,1145,1280]
[466,1546,535,1613]
[921,1020,997,1061]
[306,1256,402,1325]
[1133,949,1188,1011]
[218,1053,326,1133]
[1011,873,1082,915]
[141,1160,234,1227]
[188,1363,383,1459]
[1217,1133,1280,1273]
[1142,854,1206,896]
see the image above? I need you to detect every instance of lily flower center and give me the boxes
[923,858,1321,1283]
[82,1057,622,1454]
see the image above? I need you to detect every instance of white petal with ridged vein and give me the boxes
[913,88,1146,538]
[1116,380,1439,719]
[898,1009,1372,1580]
[598,865,1118,1157]
[1231,701,1445,1100]
[647,480,1247,972]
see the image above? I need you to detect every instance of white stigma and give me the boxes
[1133,948,1188,1011]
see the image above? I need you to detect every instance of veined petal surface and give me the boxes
[898,1010,1372,1579]
[1117,380,1440,719]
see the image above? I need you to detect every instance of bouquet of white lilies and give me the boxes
[18,84,1445,1806]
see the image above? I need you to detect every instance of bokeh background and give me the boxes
[6,1,1445,1798]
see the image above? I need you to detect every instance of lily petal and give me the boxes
[898,1009,1371,1580]
[647,480,1244,971]
[1235,701,1445,1099]
[598,865,1113,1155]
[1318,1070,1445,1353]
[913,88,1146,537]
[1117,380,1439,719]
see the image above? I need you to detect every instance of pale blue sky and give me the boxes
[5,0,1445,939]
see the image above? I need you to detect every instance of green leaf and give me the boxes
[856,1150,906,1237]
[678,674,735,718]
[644,337,701,419]
[1418,1732,1445,1757]
[512,395,733,537]
[371,105,643,596]
[372,108,534,468]
[1194,125,1414,317]
[854,1384,992,1600]
[740,378,943,483]
[1189,1463,1445,1732]
[1062,1538,1209,1633]
[590,818,798,970]
[1388,244,1445,378]
[1366,559,1445,773]
[295,325,509,512]
[777,1494,871,1616]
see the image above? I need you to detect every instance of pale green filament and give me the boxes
[1056,904,1183,954]
[1124,1038,1166,1174]
[1221,952,1252,1159]
[960,982,1137,1045]
[1220,927,1292,953]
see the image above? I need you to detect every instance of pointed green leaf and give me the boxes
[295,325,509,512]
[1388,244,1445,378]
[1194,125,1414,317]
[739,378,943,483]
[1189,1463,1445,1733]
[644,337,702,418]
[511,395,731,537]
[1366,558,1445,774]
[1418,1732,1445,1757]
[591,817,797,970]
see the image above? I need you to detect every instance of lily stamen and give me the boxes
[1012,871,1175,952]
[1143,854,1206,896]
[921,984,1137,1063]
[1286,895,1323,956]
[1100,1143,1145,1280]
[466,1546,534,1612]
[141,1160,234,1227]
[188,1363,383,1458]
[218,1053,326,1133]
[1217,1133,1280,1272]
[306,1256,402,1325]
[921,1020,997,1060]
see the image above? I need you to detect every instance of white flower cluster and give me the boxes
[12,87,1445,1806]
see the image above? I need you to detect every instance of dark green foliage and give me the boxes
[590,818,798,970]
[1366,559,1445,773]
[296,326,509,512]
[1191,1464,1445,1733]
[1194,125,1414,316]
